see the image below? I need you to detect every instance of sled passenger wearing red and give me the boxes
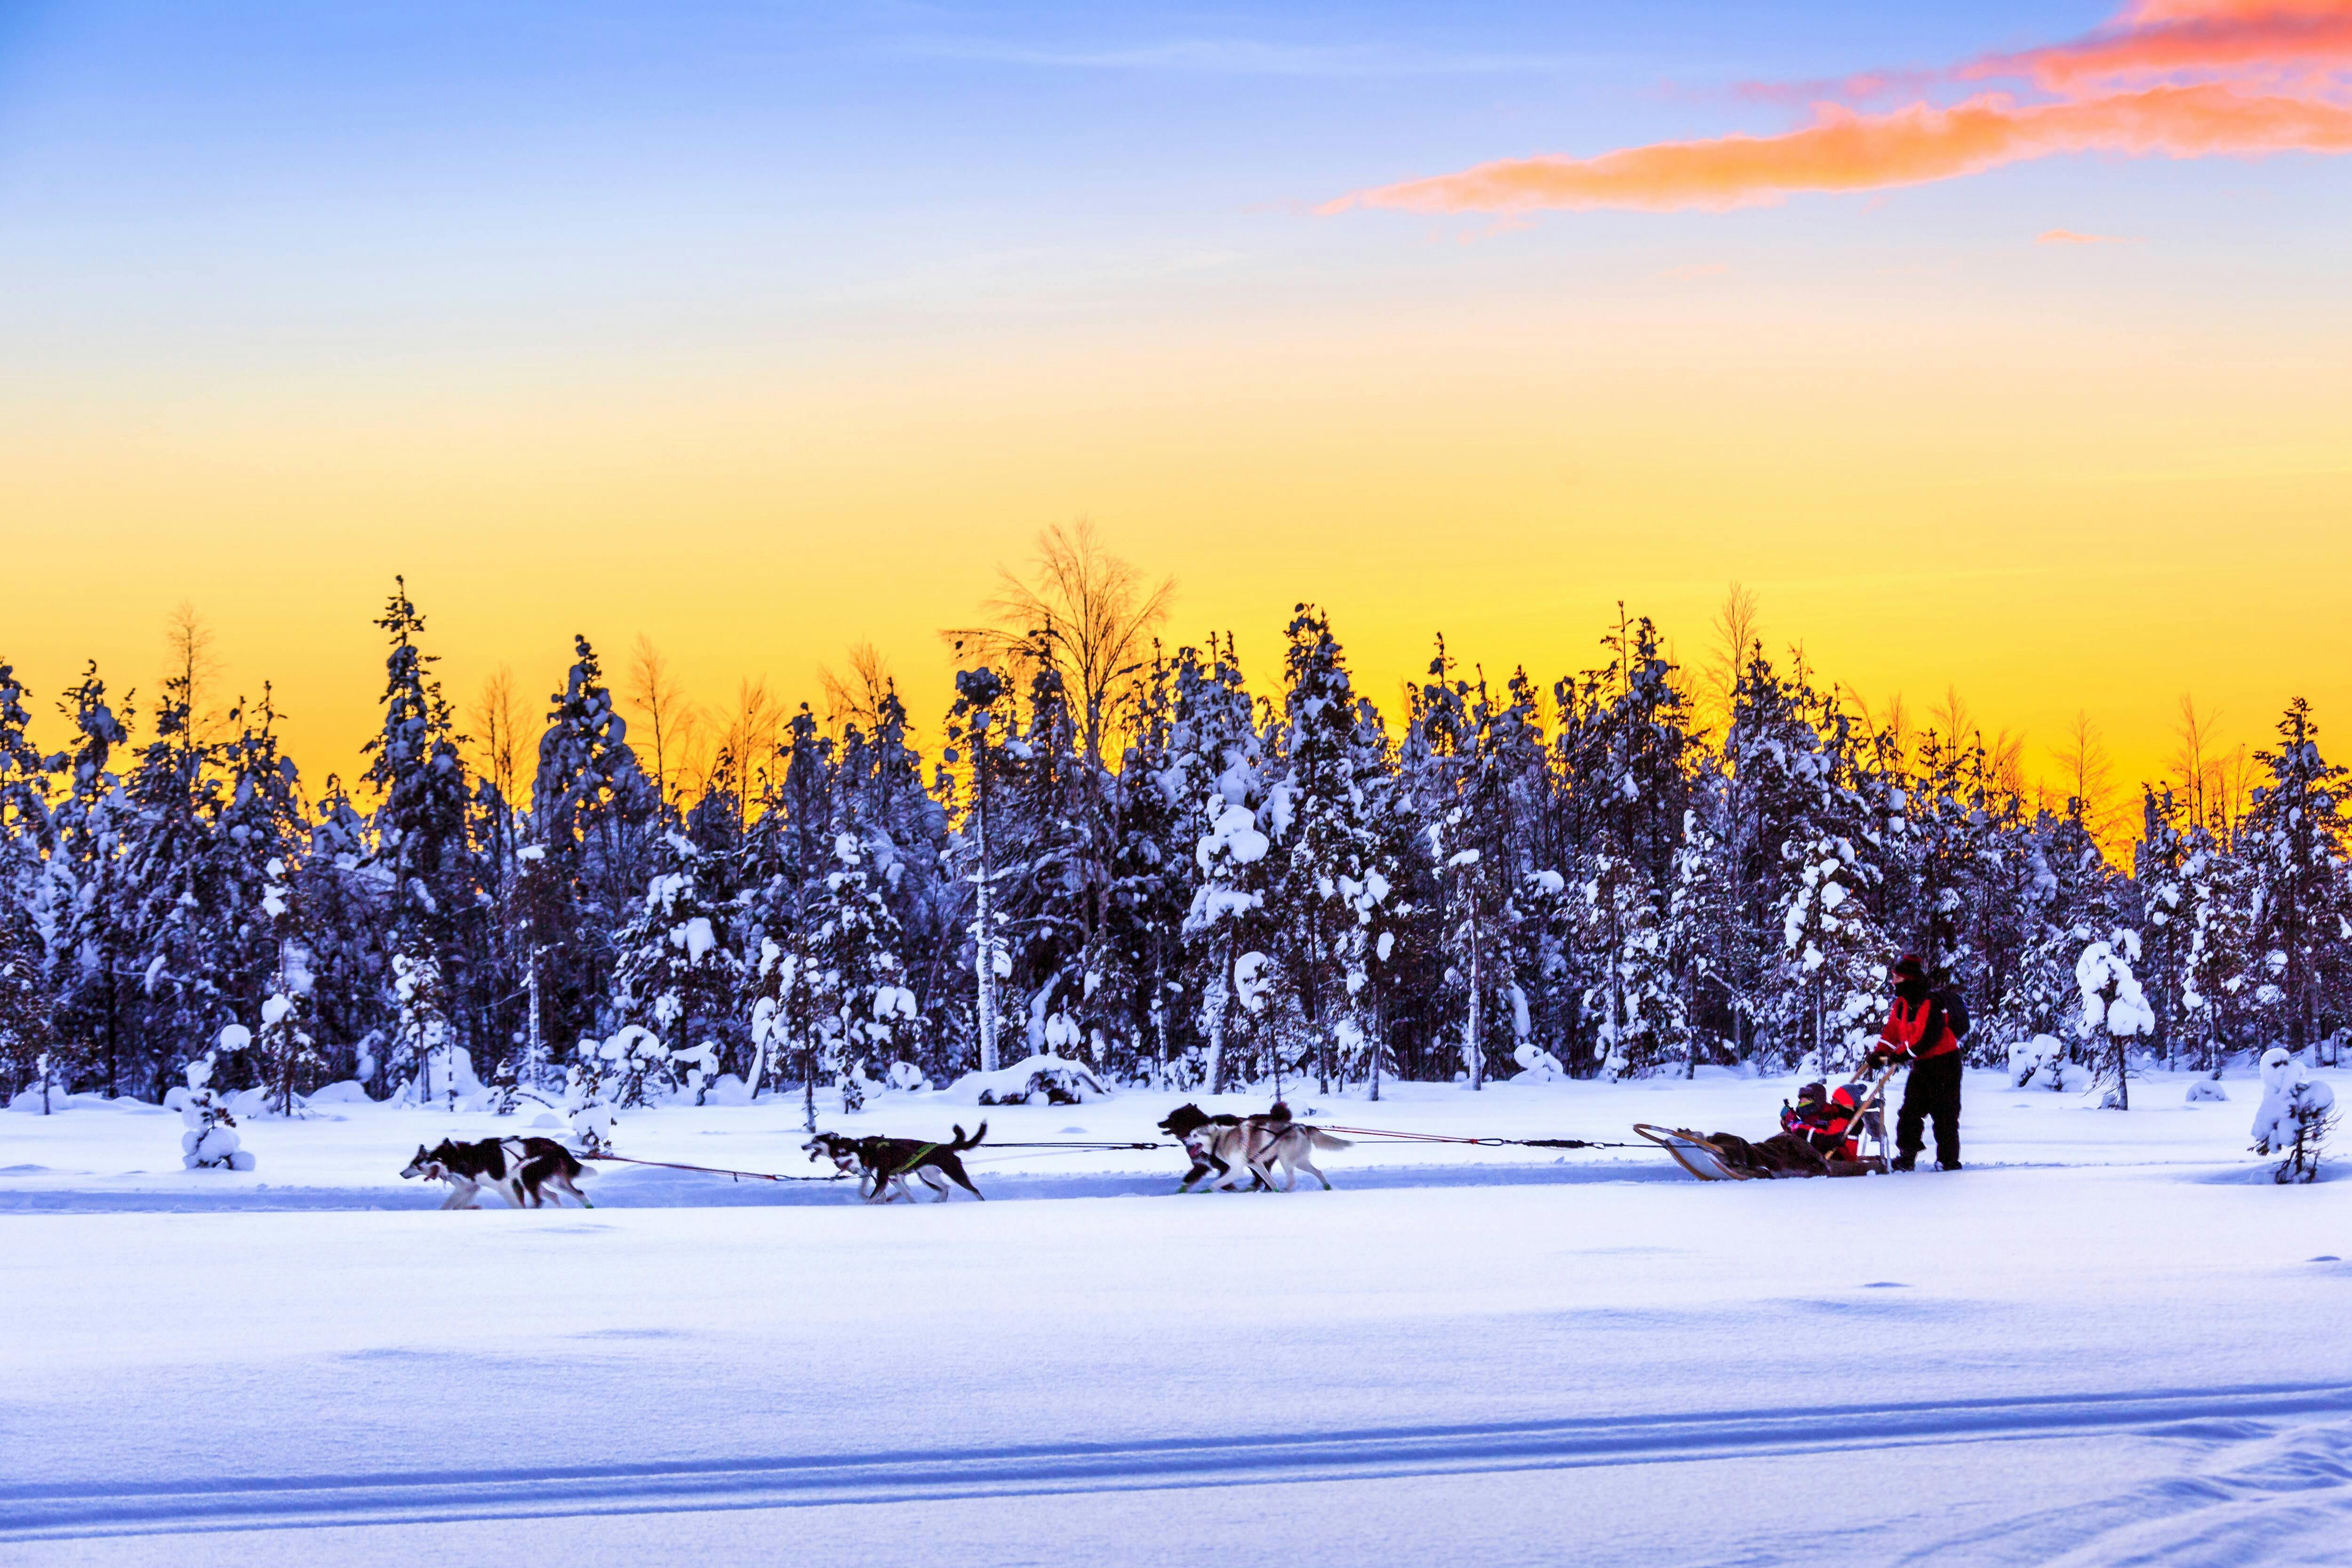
[1780,1081,1866,1162]
[1867,953,1966,1172]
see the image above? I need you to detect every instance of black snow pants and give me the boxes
[1895,1051,1963,1167]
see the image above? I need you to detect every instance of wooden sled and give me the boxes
[1635,1122,1887,1182]
[1634,1124,1761,1181]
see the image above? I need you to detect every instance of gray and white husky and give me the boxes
[1158,1103,1352,1192]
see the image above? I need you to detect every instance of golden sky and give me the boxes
[3,0,2348,798]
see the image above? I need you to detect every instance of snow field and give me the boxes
[4,1069,2350,1565]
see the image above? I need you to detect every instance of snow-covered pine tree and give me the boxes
[363,580,479,1084]
[2005,800,2118,1069]
[1175,637,1268,1092]
[1707,644,1822,1065]
[608,830,738,1105]
[1273,607,1394,1093]
[118,638,238,1082]
[2250,1045,2336,1183]
[294,778,389,1086]
[210,689,307,1066]
[532,634,658,1059]
[2174,823,2256,1073]
[49,665,135,1097]
[389,938,459,1106]
[1098,648,1194,1085]
[503,840,565,1099]
[0,665,58,1101]
[1571,616,1696,1077]
[0,916,61,1109]
[2133,786,2190,1067]
[834,680,954,1079]
[947,668,1013,1074]
[739,704,834,1125]
[2241,699,2348,1053]
[806,819,918,1113]
[2076,930,2154,1109]
[250,882,324,1118]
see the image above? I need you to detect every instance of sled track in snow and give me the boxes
[9,1381,2351,1542]
[0,1158,1695,1212]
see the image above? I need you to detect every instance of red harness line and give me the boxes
[580,1153,849,1184]
[1313,1125,1634,1150]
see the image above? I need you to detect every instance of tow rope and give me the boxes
[581,1153,850,1184]
[1313,1124,1639,1150]
[972,1140,1172,1150]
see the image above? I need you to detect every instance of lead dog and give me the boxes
[401,1136,591,1209]
[803,1124,988,1203]
[1159,1103,1353,1192]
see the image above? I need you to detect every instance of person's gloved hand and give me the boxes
[1865,1045,1896,1069]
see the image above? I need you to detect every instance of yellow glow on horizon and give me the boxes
[5,281,2348,804]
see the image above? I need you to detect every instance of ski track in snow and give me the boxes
[8,1383,2350,1544]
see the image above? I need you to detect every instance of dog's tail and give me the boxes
[950,1121,988,1151]
[1304,1130,1353,1150]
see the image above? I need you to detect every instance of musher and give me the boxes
[1866,953,1967,1172]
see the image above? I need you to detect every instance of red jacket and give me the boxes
[1879,992,1959,1060]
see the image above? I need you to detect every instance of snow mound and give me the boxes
[700,1073,753,1107]
[2185,1079,2229,1103]
[943,1054,1111,1106]
[307,1080,375,1106]
[1510,1043,1569,1084]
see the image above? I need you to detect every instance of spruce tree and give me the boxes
[2242,698,2347,1051]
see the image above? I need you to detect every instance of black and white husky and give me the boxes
[802,1125,988,1203]
[401,1137,591,1209]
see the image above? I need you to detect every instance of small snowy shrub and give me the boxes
[178,1053,254,1172]
[2011,1034,2071,1090]
[2251,1047,2336,1184]
[2186,1079,2229,1104]
[1511,1042,1569,1084]
[950,1053,1109,1106]
[564,1048,619,1155]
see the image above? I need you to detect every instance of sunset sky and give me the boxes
[2,1,2348,791]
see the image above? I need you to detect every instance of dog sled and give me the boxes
[1636,1065,1898,1182]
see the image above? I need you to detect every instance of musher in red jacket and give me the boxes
[1866,953,1964,1171]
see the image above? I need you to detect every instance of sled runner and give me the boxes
[1634,1124,1760,1181]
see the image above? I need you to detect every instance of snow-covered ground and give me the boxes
[5,1068,2349,1567]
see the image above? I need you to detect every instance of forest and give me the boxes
[2,526,2345,1115]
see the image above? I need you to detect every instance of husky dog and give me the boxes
[1159,1103,1352,1192]
[1158,1103,1252,1191]
[803,1125,988,1203]
[401,1137,591,1209]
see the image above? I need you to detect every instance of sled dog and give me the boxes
[401,1136,590,1209]
[803,1124,988,1203]
[1158,1103,1353,1192]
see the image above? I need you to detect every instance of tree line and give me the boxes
[2,528,2345,1113]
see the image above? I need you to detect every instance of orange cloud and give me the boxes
[1324,85,2352,214]
[2037,228,2141,242]
[1661,261,1730,278]
[1329,1,2352,217]
[1973,7,2352,91]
